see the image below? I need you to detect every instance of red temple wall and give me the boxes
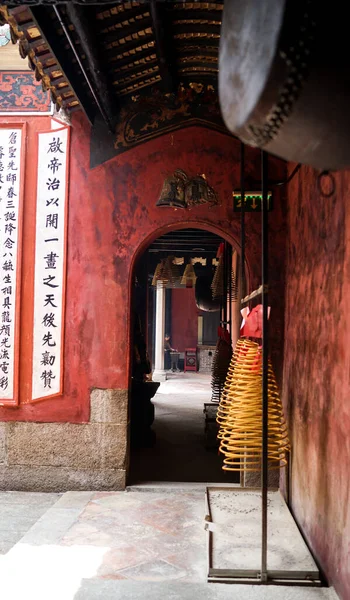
[171,288,199,352]
[0,112,287,423]
[283,164,350,599]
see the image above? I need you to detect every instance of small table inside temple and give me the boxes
[170,351,180,372]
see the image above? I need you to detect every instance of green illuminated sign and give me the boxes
[233,191,273,212]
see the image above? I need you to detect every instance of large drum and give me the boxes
[219,0,350,170]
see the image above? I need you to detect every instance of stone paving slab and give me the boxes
[209,489,319,574]
[73,580,338,600]
[19,491,94,546]
[0,491,59,555]
[0,490,340,600]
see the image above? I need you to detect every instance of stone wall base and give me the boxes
[0,388,129,492]
[0,465,126,492]
[241,469,280,488]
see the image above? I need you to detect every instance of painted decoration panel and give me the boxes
[0,72,51,113]
[0,127,23,404]
[32,126,69,401]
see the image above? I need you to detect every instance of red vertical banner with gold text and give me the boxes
[31,124,69,402]
[0,125,25,407]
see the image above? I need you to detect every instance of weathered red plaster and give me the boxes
[283,164,350,599]
[0,112,287,422]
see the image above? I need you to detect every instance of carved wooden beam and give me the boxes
[150,0,177,93]
[29,6,97,122]
[8,1,130,4]
[64,4,118,129]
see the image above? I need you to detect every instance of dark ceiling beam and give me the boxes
[169,10,222,22]
[96,7,151,33]
[8,1,134,4]
[173,38,220,49]
[177,61,218,71]
[64,4,118,131]
[150,0,177,93]
[29,6,96,124]
[98,17,153,45]
[108,56,158,79]
[177,74,219,84]
[106,47,157,71]
[111,67,160,91]
[177,47,218,57]
[103,35,155,61]
[172,24,221,35]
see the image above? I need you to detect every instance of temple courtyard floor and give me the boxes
[0,489,339,600]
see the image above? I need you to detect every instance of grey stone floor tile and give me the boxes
[54,491,94,509]
[20,507,86,545]
[0,492,60,555]
[118,558,187,581]
[0,504,55,528]
[0,491,60,506]
[73,581,337,600]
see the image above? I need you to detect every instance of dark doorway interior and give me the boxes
[129,228,241,485]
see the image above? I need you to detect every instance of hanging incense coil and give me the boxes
[151,261,165,287]
[231,265,238,302]
[151,259,169,287]
[211,331,233,403]
[211,254,238,301]
[216,337,248,429]
[217,339,290,471]
[181,262,197,287]
[211,254,224,299]
[164,256,181,288]
[151,256,180,287]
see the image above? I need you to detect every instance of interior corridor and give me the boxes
[130,372,239,485]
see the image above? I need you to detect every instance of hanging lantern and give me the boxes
[217,339,290,472]
[180,262,197,288]
[156,169,188,209]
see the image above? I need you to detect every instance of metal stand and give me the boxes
[261,150,269,582]
[205,486,321,586]
[205,148,321,587]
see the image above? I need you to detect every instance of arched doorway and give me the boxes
[128,225,247,485]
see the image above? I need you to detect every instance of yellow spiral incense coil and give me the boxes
[216,338,249,429]
[217,339,290,471]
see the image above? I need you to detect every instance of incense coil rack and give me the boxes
[217,338,290,471]
[211,335,233,403]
